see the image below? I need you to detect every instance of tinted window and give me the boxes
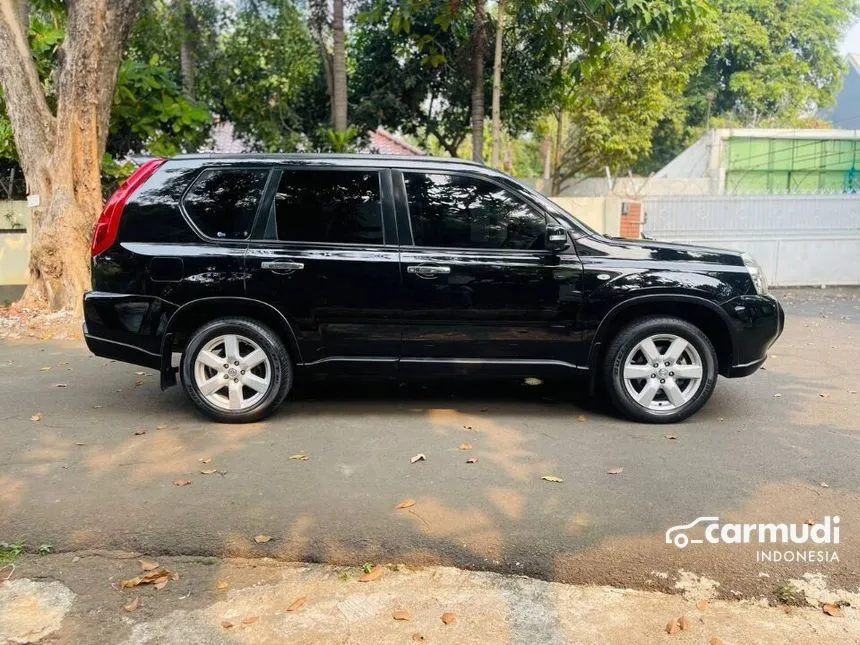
[183,168,269,239]
[404,173,546,250]
[273,170,383,244]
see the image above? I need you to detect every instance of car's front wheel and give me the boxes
[604,316,718,423]
[180,317,292,423]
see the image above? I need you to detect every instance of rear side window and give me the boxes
[183,168,269,239]
[404,172,546,250]
[273,170,383,245]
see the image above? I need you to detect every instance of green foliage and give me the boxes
[216,0,321,152]
[109,56,211,157]
[641,0,860,173]
[353,0,556,156]
[553,24,715,187]
[0,541,25,565]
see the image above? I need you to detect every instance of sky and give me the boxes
[841,21,860,54]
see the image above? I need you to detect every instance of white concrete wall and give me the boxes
[0,201,30,288]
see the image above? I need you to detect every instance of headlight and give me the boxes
[742,253,768,295]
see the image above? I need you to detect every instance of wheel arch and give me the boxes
[588,295,736,381]
[160,297,301,388]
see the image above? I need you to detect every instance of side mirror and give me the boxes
[546,225,569,252]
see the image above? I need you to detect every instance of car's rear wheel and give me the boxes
[604,316,718,423]
[180,317,292,423]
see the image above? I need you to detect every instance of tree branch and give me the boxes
[0,0,56,180]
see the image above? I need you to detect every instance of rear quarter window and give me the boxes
[183,168,270,240]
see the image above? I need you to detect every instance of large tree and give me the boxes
[550,30,714,192]
[639,0,860,173]
[0,0,142,311]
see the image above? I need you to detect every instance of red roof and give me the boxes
[365,127,424,155]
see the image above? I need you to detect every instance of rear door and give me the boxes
[395,170,584,375]
[244,165,401,373]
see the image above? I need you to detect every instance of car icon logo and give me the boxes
[665,517,720,548]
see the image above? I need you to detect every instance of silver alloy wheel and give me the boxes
[193,334,272,411]
[622,333,703,414]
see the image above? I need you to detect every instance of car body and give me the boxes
[83,154,784,423]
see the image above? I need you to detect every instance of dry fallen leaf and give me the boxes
[199,458,212,464]
[254,534,272,544]
[665,434,677,440]
[286,597,307,612]
[153,577,169,590]
[358,567,382,582]
[823,603,844,617]
[459,443,473,450]
[709,639,723,645]
[395,498,416,509]
[156,425,168,430]
[30,413,42,422]
[123,597,139,612]
[541,475,563,483]
[139,559,159,572]
[134,430,146,436]
[576,415,586,422]
[173,479,191,486]
[440,612,456,625]
[241,615,259,625]
[665,618,680,635]
[392,610,410,621]
[411,634,425,642]
[410,453,426,464]
[466,457,478,464]
[289,454,310,461]
[120,576,142,589]
[606,467,624,475]
[200,469,218,475]
[696,600,708,611]
[221,620,233,629]
[216,580,229,590]
[678,615,691,631]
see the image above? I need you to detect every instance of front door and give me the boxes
[395,170,583,376]
[245,166,401,374]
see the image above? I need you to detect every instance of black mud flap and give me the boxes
[160,332,177,390]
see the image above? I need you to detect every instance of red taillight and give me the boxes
[91,158,166,257]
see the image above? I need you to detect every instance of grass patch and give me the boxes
[0,541,25,565]
[775,584,806,606]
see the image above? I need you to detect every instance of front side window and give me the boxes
[273,170,383,245]
[183,168,269,239]
[404,172,546,250]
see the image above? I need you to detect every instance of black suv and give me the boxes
[83,154,783,424]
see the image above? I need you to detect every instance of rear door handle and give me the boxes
[407,265,451,276]
[261,260,304,272]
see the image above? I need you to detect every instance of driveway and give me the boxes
[1,288,859,601]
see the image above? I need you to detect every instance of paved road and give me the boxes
[2,288,859,599]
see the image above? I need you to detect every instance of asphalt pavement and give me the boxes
[1,288,859,601]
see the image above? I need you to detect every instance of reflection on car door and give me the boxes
[244,167,402,374]
[395,170,583,376]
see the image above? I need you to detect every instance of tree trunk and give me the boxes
[552,109,565,195]
[332,0,347,131]
[489,0,505,168]
[0,0,141,312]
[470,0,486,163]
[179,0,196,102]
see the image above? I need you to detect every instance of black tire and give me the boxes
[180,317,292,423]
[603,316,718,424]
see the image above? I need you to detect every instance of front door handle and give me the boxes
[261,260,304,272]
[407,265,451,276]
